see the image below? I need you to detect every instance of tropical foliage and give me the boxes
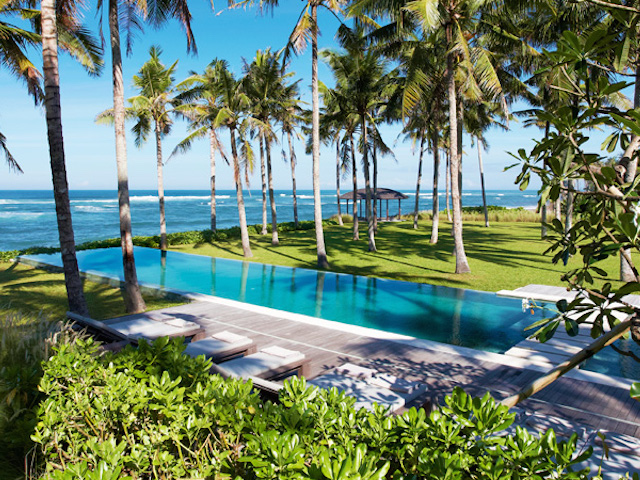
[34,337,596,479]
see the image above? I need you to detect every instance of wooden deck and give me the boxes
[106,299,640,439]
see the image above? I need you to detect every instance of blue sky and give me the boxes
[0,2,565,192]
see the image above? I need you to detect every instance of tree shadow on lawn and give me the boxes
[183,221,590,286]
[0,263,168,320]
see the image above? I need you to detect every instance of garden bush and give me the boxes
[33,337,597,479]
[0,221,320,263]
[0,309,77,478]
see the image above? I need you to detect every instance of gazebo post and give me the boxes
[386,200,389,220]
[346,199,349,219]
[398,199,401,218]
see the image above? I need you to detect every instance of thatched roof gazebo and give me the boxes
[339,188,408,220]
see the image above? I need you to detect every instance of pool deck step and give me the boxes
[504,334,597,368]
[497,284,640,308]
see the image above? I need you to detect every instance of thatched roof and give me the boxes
[339,188,408,200]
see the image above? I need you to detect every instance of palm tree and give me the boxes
[173,62,229,232]
[406,0,509,273]
[103,0,197,313]
[96,47,178,251]
[278,82,305,229]
[353,0,508,271]
[322,25,391,252]
[236,0,348,268]
[244,49,293,246]
[40,0,101,316]
[318,113,345,227]
[210,60,254,257]
[1,0,43,103]
[320,81,360,240]
[464,101,507,228]
[128,47,177,251]
[395,30,447,241]
[2,0,100,314]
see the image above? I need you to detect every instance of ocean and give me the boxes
[0,189,539,251]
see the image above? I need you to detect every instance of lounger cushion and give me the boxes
[220,348,304,378]
[184,331,253,358]
[109,318,199,339]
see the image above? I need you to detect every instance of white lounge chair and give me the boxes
[308,363,428,412]
[184,330,256,362]
[217,346,309,380]
[107,317,204,341]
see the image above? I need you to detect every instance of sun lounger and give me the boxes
[217,346,309,380]
[107,317,204,341]
[308,363,428,412]
[183,330,256,362]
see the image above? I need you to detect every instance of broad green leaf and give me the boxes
[631,382,640,401]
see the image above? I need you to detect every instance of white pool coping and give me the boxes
[16,255,636,390]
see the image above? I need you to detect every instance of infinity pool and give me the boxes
[23,246,549,353]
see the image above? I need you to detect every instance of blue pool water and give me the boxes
[23,247,544,353]
[21,247,640,380]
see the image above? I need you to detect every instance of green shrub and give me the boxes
[0,309,77,478]
[34,339,595,480]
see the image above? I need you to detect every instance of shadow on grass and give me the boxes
[0,263,181,320]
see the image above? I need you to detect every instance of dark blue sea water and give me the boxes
[0,189,538,251]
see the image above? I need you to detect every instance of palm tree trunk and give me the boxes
[414,133,425,230]
[457,97,463,214]
[266,137,278,245]
[621,62,640,281]
[447,43,471,274]
[361,116,376,252]
[311,3,329,269]
[350,134,359,240]
[336,140,343,226]
[430,132,440,244]
[259,135,268,235]
[41,0,89,316]
[287,130,299,229]
[541,121,550,238]
[446,150,452,222]
[109,0,146,313]
[373,138,378,233]
[477,137,489,228]
[209,129,216,232]
[155,127,167,251]
[231,128,252,258]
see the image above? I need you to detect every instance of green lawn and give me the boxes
[0,262,182,320]
[172,220,621,292]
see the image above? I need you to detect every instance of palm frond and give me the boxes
[0,130,22,173]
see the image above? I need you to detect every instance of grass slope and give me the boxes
[0,262,181,320]
[173,221,620,292]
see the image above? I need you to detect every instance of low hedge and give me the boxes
[0,221,319,263]
[33,337,597,479]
